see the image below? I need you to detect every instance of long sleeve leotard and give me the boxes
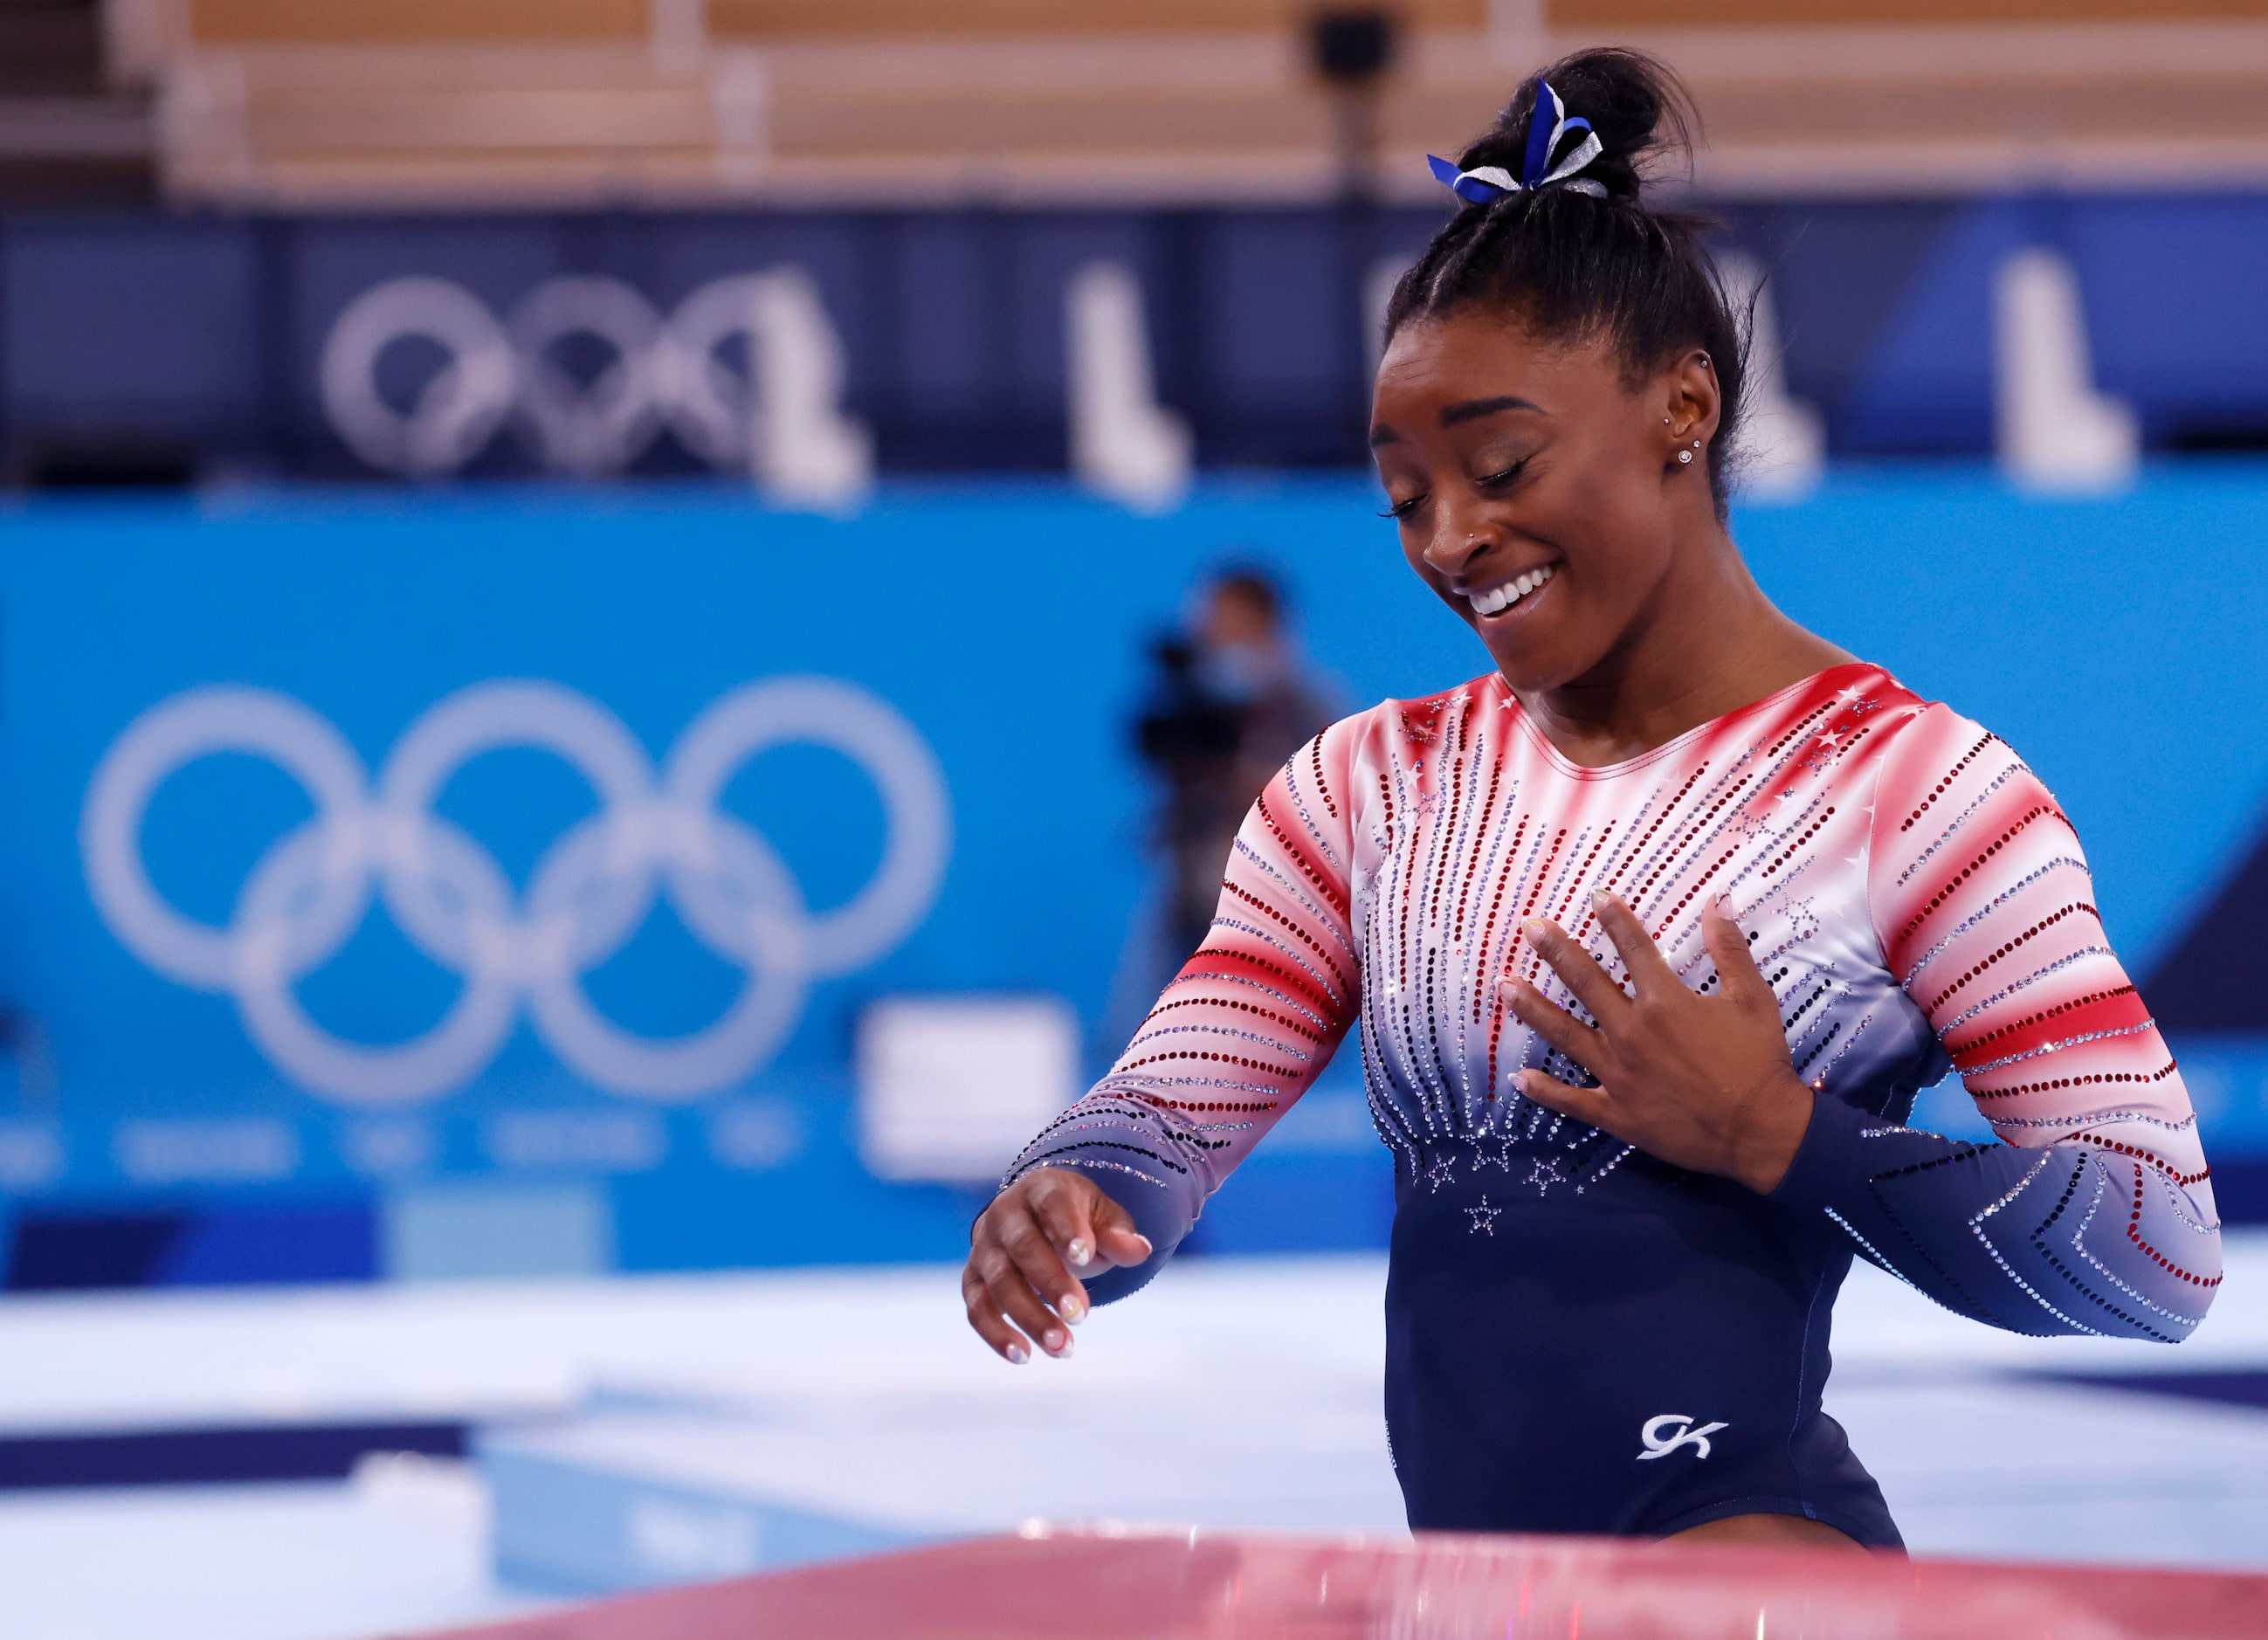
[1004,663,2220,1544]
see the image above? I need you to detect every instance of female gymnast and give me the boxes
[962,48,2220,1550]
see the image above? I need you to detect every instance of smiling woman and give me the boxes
[966,47,2220,1554]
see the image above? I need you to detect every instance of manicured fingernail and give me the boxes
[1131,1235,1154,1259]
[1058,1293,1087,1324]
[1590,888,1610,906]
[1066,1237,1093,1268]
[1044,1329,1072,1355]
[1005,1342,1029,1365]
[1524,919,1550,942]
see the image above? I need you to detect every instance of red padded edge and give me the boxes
[424,1526,2268,1639]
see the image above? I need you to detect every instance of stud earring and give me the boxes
[1678,450,1693,465]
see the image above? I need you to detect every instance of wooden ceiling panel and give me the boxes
[709,0,1487,39]
[189,0,649,47]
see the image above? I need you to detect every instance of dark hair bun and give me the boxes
[1458,47,1695,205]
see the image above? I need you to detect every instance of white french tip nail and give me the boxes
[1005,1343,1029,1365]
[1066,1237,1093,1268]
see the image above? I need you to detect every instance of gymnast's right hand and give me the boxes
[963,1168,1153,1364]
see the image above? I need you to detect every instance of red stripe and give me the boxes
[1947,986,2150,1069]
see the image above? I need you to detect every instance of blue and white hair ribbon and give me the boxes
[1427,76,1608,205]
[1427,153,1520,204]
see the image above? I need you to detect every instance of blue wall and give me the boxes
[3,195,2268,484]
[2,468,2265,1278]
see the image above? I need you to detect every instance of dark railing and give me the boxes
[2,193,2265,488]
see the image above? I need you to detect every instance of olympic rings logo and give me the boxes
[79,679,950,1106]
[319,270,851,479]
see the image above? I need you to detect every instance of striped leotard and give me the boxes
[1005,661,2220,1543]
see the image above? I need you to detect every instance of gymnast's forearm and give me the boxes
[1772,1092,2221,1342]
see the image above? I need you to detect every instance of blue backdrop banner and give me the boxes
[2,468,2265,1274]
[7,196,2268,484]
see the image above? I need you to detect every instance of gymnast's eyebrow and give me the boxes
[1440,395,1548,428]
[1371,394,1548,447]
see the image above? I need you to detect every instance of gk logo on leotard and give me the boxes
[1637,1414,1727,1461]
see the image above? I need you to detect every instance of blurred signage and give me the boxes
[856,995,1079,1184]
[81,677,949,1104]
[319,270,869,486]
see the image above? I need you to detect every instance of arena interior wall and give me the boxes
[0,471,2263,1282]
[3,196,2266,488]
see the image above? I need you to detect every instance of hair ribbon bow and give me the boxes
[1427,78,1606,204]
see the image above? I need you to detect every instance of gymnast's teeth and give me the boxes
[1468,563,1555,617]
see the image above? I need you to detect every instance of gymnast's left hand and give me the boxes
[1503,892,1815,1196]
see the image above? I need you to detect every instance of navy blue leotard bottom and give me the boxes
[1383,1140,1904,1548]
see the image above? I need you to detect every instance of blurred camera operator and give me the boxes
[1135,569,1337,964]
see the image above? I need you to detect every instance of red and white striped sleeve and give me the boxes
[1775,703,2221,1340]
[1001,714,1366,1300]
